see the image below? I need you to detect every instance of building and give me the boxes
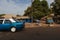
[1,14,16,19]
[0,14,32,23]
[16,16,32,23]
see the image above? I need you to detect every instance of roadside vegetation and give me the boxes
[0,14,5,17]
[0,0,60,23]
[24,0,60,23]
[24,0,50,19]
[51,0,60,23]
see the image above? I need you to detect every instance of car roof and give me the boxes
[0,18,16,22]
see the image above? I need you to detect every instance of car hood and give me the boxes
[12,22,24,26]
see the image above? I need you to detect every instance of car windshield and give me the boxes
[13,19,20,23]
[9,19,16,23]
[12,18,24,23]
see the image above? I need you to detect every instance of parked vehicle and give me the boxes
[17,19,32,23]
[0,18,25,32]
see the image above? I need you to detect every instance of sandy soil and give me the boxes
[25,23,60,28]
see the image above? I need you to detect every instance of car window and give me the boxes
[4,20,11,24]
[17,19,23,22]
[13,19,20,23]
[0,20,3,24]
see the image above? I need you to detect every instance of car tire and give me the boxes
[11,27,16,32]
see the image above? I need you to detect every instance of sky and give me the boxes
[0,0,54,15]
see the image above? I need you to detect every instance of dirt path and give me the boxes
[0,27,60,40]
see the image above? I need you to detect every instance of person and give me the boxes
[36,19,40,26]
[46,16,54,24]
[46,16,54,27]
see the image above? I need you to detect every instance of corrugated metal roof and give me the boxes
[16,16,30,19]
[1,14,16,19]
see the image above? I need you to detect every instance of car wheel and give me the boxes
[11,27,16,32]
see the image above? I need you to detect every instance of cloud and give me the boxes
[0,0,31,15]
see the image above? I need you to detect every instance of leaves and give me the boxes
[52,0,60,15]
[24,0,49,19]
[0,14,5,17]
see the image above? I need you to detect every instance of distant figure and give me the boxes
[36,19,40,26]
[46,16,54,24]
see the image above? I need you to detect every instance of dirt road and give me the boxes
[0,27,60,40]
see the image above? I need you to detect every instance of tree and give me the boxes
[24,7,32,16]
[51,0,60,23]
[41,0,49,15]
[16,14,21,17]
[24,0,49,19]
[0,14,5,17]
[53,0,60,15]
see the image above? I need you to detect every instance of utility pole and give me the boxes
[31,0,33,23]
[31,0,33,27]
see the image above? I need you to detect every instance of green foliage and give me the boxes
[52,0,60,15]
[41,0,49,13]
[16,14,21,17]
[24,0,49,19]
[24,7,32,16]
[0,14,5,17]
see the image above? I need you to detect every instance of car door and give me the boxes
[3,20,12,30]
[0,20,4,30]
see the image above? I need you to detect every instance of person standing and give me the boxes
[46,15,54,27]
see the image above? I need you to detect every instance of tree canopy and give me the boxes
[52,0,60,15]
[0,14,5,17]
[24,0,49,19]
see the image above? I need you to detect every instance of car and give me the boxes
[0,18,25,32]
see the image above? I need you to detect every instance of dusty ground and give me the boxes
[25,23,60,28]
[0,27,60,40]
